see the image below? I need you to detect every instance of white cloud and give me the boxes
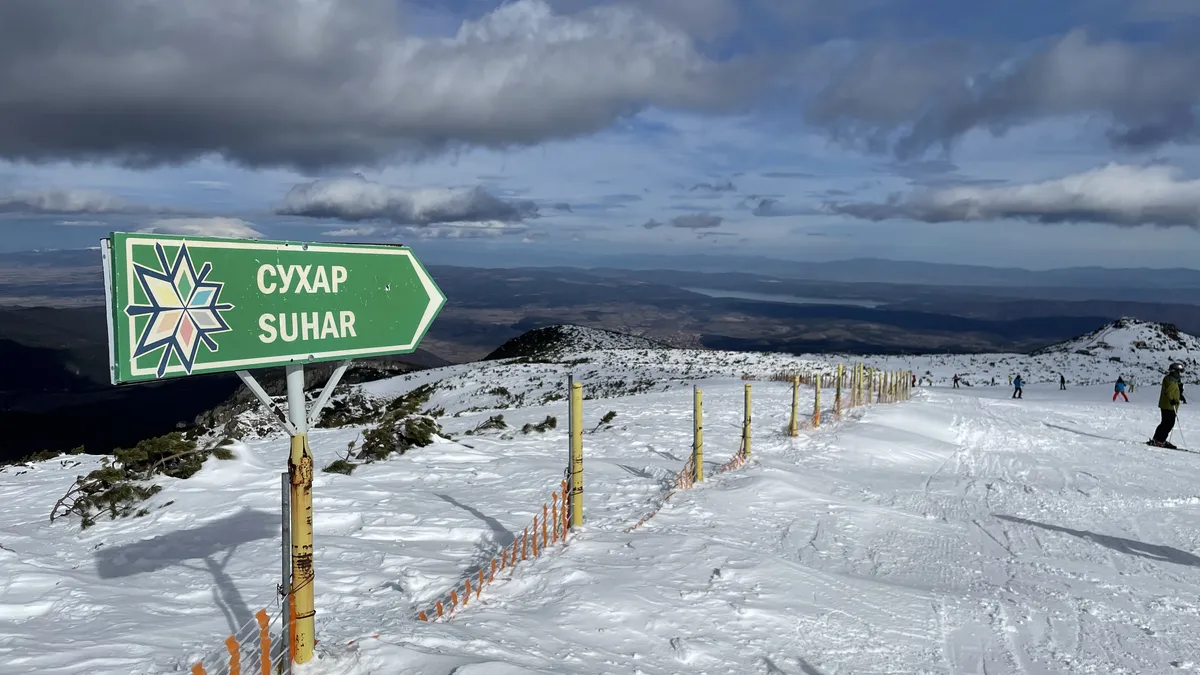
[279,178,538,225]
[829,163,1200,227]
[0,188,152,214]
[138,217,264,238]
[322,226,383,237]
[0,0,753,171]
[403,221,529,239]
[188,180,230,190]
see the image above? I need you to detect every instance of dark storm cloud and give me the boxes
[739,196,819,217]
[0,0,756,172]
[277,178,539,225]
[641,212,724,229]
[669,212,724,229]
[689,180,737,193]
[802,30,1200,158]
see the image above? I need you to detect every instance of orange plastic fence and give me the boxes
[625,440,746,534]
[189,605,286,674]
[416,480,570,622]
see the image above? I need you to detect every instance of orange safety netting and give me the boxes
[416,480,571,622]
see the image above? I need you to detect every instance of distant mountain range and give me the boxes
[567,254,1200,290]
[4,248,1199,291]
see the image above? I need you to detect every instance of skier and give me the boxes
[1060,374,1066,390]
[1113,376,1128,402]
[952,374,960,389]
[911,373,916,387]
[1012,375,1023,399]
[1150,363,1187,448]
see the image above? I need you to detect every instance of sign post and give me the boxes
[101,232,445,665]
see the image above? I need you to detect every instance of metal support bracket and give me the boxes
[236,370,298,436]
[307,360,352,429]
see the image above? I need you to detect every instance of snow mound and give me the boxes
[484,324,670,362]
[1033,317,1200,363]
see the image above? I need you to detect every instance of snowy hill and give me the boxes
[843,317,1199,388]
[483,324,669,361]
[3,319,1200,674]
[1035,317,1200,359]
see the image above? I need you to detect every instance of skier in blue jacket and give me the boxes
[1113,377,1128,402]
[1012,375,1023,399]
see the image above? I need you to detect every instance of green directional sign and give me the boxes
[101,232,445,385]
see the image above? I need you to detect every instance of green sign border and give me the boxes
[101,232,446,385]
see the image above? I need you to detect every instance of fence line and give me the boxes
[187,601,291,675]
[179,363,911,671]
[629,363,910,534]
[414,480,571,623]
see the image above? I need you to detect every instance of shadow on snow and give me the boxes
[94,507,279,635]
[996,514,1200,568]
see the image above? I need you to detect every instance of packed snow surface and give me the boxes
[2,325,1199,674]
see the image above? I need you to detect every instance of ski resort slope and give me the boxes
[4,358,1200,675]
[321,382,1200,675]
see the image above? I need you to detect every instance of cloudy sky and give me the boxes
[4,0,1200,269]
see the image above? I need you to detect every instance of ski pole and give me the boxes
[1175,404,1187,448]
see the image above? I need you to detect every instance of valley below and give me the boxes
[2,250,1199,461]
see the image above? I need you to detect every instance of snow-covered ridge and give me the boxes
[223,319,1200,449]
[1034,317,1200,359]
[484,324,669,361]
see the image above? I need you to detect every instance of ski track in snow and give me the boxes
[1,335,1200,674]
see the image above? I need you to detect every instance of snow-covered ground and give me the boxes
[2,320,1200,674]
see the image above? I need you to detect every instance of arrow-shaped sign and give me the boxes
[101,232,446,384]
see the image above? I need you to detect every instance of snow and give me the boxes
[2,320,1200,674]
[1037,317,1200,356]
[546,325,669,352]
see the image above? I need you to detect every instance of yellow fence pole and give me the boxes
[835,363,843,415]
[570,381,584,528]
[788,376,799,437]
[693,386,704,483]
[743,383,752,457]
[812,374,821,427]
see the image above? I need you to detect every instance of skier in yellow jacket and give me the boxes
[1150,363,1186,449]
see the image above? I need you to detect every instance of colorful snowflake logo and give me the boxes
[124,242,234,378]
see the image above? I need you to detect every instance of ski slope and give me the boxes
[3,346,1200,674]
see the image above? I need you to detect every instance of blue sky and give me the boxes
[2,0,1200,270]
